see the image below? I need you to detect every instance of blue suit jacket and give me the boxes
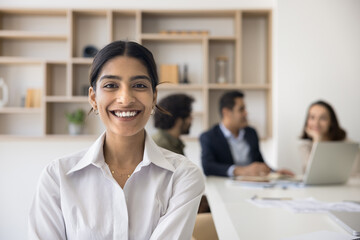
[200,124,264,176]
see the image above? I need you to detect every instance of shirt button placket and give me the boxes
[113,185,129,239]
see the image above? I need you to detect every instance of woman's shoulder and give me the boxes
[158,147,196,169]
[158,148,205,189]
[43,148,89,176]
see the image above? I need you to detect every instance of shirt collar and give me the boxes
[219,123,245,140]
[142,131,176,172]
[67,132,106,175]
[67,131,175,175]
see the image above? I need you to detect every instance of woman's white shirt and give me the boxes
[29,132,205,240]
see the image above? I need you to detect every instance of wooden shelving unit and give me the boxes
[0,8,272,139]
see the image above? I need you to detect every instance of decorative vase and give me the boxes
[68,123,84,135]
[0,78,9,108]
[215,56,228,84]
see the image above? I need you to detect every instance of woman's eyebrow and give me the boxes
[99,75,121,81]
[130,75,151,82]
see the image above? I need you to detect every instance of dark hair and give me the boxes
[89,40,158,92]
[154,94,194,130]
[301,100,346,141]
[219,91,244,117]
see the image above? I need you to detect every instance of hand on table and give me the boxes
[234,162,271,176]
[276,168,295,177]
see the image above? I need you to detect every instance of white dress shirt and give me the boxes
[219,124,251,177]
[29,132,205,240]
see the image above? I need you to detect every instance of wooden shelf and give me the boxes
[0,30,67,40]
[0,8,272,138]
[208,83,271,90]
[157,84,204,90]
[72,58,93,64]
[45,96,88,102]
[141,34,206,41]
[208,36,237,41]
[0,107,41,114]
[0,57,44,64]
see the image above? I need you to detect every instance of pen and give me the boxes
[260,197,292,200]
[251,195,292,200]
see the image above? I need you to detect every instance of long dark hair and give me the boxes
[301,100,346,141]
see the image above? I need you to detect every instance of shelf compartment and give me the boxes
[142,41,204,85]
[72,63,91,97]
[0,39,68,59]
[0,63,43,107]
[209,40,236,84]
[72,11,109,58]
[241,11,270,85]
[141,11,236,37]
[0,9,68,34]
[113,11,137,41]
[45,63,67,97]
[45,102,104,135]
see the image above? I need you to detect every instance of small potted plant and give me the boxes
[65,109,85,135]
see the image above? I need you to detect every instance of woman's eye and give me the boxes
[133,83,148,89]
[104,83,118,88]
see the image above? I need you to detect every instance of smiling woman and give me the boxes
[29,41,205,240]
[299,100,347,172]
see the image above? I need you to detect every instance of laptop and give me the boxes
[233,142,359,186]
[328,211,360,236]
[302,142,359,185]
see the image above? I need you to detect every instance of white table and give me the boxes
[205,176,360,240]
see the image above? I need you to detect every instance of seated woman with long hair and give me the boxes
[300,100,359,176]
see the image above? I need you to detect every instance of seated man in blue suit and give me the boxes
[200,91,293,177]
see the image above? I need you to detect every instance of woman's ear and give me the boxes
[88,87,97,110]
[152,89,157,108]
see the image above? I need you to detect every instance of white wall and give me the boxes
[1,0,360,239]
[0,139,94,239]
[276,0,360,173]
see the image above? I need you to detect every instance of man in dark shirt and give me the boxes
[200,90,293,177]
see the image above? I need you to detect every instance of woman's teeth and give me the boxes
[113,111,138,118]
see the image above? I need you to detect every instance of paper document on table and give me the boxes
[280,230,352,240]
[249,197,360,213]
[227,173,304,189]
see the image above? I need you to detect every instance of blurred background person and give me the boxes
[201,90,293,177]
[300,100,359,176]
[152,94,194,155]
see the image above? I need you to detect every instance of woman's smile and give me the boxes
[110,110,141,119]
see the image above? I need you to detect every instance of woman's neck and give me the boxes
[103,130,145,168]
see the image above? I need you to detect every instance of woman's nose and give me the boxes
[116,88,135,104]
